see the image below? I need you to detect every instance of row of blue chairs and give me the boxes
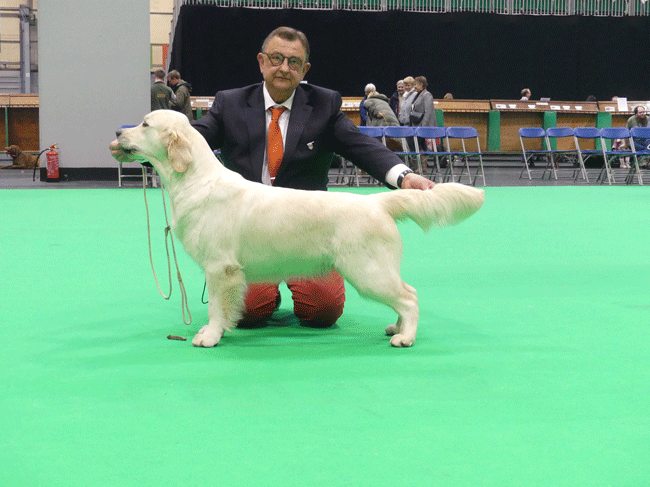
[519,126,650,185]
[355,125,485,187]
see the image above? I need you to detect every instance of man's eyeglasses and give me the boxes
[262,52,305,71]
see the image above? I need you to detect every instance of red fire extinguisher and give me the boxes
[46,144,60,182]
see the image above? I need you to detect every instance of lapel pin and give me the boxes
[307,142,314,150]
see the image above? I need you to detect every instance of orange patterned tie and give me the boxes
[268,106,287,184]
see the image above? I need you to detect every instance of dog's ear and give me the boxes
[166,130,192,173]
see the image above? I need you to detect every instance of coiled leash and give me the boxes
[141,165,192,325]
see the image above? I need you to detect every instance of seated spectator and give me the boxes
[520,88,531,101]
[627,105,650,154]
[444,93,454,100]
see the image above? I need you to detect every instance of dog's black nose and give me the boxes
[115,129,122,137]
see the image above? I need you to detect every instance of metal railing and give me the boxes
[176,0,649,15]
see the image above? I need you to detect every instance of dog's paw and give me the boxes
[385,324,400,336]
[191,325,222,348]
[389,334,415,348]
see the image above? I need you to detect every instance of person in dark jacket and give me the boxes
[151,69,173,111]
[364,87,400,127]
[389,79,405,118]
[168,70,193,121]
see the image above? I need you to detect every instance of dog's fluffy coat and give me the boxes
[115,110,484,348]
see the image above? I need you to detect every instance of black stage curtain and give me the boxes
[170,6,650,101]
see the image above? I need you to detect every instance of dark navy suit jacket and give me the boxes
[191,83,402,191]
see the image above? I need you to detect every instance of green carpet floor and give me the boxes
[1,186,649,487]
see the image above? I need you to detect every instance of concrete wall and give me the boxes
[38,0,149,170]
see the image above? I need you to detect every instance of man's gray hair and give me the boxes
[262,27,310,63]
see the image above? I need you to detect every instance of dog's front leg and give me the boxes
[192,264,246,348]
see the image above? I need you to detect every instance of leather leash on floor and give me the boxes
[141,166,192,325]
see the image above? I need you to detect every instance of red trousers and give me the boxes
[241,271,345,327]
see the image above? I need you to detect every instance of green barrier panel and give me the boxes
[435,108,444,128]
[487,110,500,152]
[595,111,612,150]
[543,111,557,150]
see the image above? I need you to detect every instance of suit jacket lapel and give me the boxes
[245,85,267,181]
[282,86,312,174]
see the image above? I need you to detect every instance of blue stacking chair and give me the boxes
[544,126,583,181]
[519,127,552,180]
[629,126,650,185]
[444,126,485,186]
[358,126,385,139]
[336,125,388,187]
[573,127,603,184]
[383,126,422,174]
[599,127,634,185]
[415,126,450,182]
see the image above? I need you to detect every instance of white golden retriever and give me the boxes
[114,110,484,348]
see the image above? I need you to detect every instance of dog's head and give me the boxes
[5,145,21,158]
[115,110,193,175]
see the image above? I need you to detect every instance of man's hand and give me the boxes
[401,172,435,190]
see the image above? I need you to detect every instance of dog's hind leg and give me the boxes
[192,264,246,348]
[383,281,419,346]
[340,259,419,347]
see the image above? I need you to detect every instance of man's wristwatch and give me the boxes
[396,169,414,188]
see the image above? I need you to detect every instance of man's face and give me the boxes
[636,108,647,121]
[257,36,310,103]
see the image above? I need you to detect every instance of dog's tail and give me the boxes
[374,182,485,232]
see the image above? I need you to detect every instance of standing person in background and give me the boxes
[168,70,193,121]
[364,85,400,127]
[359,84,373,126]
[389,80,405,118]
[410,76,436,128]
[410,76,437,172]
[151,69,174,111]
[398,77,416,126]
